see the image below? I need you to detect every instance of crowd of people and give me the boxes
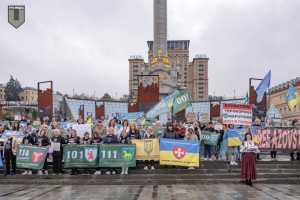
[0,115,299,186]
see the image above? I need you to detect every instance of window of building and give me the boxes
[284,107,286,114]
[280,108,282,114]
[279,96,282,102]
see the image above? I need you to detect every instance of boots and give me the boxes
[296,153,300,161]
[121,167,125,175]
[70,168,75,175]
[125,168,128,174]
[290,153,295,161]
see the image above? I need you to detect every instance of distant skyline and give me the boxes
[1,0,299,99]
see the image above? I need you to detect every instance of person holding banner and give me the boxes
[163,122,179,170]
[240,132,259,186]
[37,129,50,175]
[128,123,141,169]
[225,124,238,165]
[143,126,156,170]
[203,122,214,161]
[68,129,81,175]
[3,132,18,175]
[119,130,131,174]
[21,130,35,175]
[184,126,198,170]
[91,131,102,175]
[51,129,66,175]
[193,121,202,156]
[290,119,300,161]
[81,132,91,175]
[104,127,119,175]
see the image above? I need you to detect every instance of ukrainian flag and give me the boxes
[227,129,246,147]
[159,138,199,167]
[285,84,300,111]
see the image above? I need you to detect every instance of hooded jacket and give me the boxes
[162,123,178,139]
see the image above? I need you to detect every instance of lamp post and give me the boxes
[234,90,235,99]
[73,89,74,98]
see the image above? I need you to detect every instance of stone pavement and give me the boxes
[0,184,299,200]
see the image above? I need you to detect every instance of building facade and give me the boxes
[0,84,5,101]
[129,0,209,101]
[20,87,38,101]
[268,77,300,121]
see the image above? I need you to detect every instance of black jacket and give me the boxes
[67,136,81,145]
[22,135,35,145]
[37,136,50,147]
[127,130,141,139]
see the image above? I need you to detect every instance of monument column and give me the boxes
[153,0,167,57]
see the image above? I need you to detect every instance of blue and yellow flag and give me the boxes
[227,129,247,147]
[285,84,300,111]
[255,70,271,103]
[159,138,199,167]
[227,129,258,146]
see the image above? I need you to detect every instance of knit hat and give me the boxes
[188,126,194,131]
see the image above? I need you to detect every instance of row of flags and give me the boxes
[255,70,299,110]
[145,90,192,120]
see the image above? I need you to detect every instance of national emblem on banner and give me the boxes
[144,140,153,154]
[122,147,135,162]
[173,146,186,159]
[32,150,45,163]
[85,147,97,162]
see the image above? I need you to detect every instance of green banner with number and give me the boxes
[16,145,48,170]
[64,145,98,168]
[173,90,192,114]
[201,131,220,146]
[98,144,136,167]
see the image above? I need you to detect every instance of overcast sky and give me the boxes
[1,0,299,99]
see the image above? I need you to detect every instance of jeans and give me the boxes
[204,144,211,158]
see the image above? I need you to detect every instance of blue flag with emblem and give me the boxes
[256,70,271,103]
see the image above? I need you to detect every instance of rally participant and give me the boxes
[81,132,91,175]
[266,120,277,161]
[26,123,35,135]
[203,122,215,161]
[90,131,102,175]
[143,126,156,170]
[3,132,18,176]
[68,129,81,175]
[120,119,130,133]
[92,120,106,140]
[104,127,119,175]
[22,130,35,175]
[127,123,141,169]
[225,124,238,165]
[193,120,202,157]
[137,123,146,139]
[253,119,262,160]
[12,122,20,131]
[162,122,179,170]
[81,132,91,144]
[51,129,66,175]
[184,126,198,170]
[107,119,120,138]
[119,130,130,174]
[240,132,259,186]
[36,129,50,175]
[174,121,186,140]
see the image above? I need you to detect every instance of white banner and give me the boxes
[72,124,92,138]
[222,103,252,126]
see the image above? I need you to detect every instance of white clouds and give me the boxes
[0,0,299,99]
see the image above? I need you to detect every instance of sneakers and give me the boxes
[188,167,195,170]
[212,156,216,160]
[112,171,116,175]
[144,166,149,170]
[151,166,155,170]
[105,171,111,175]
[28,170,33,175]
[233,161,238,165]
[37,170,43,175]
[230,161,235,165]
[204,158,208,161]
[121,170,124,175]
[22,170,28,175]
[94,171,101,175]
[125,168,128,174]
[209,158,212,161]
[44,170,48,175]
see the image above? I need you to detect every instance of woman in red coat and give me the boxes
[240,132,259,186]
